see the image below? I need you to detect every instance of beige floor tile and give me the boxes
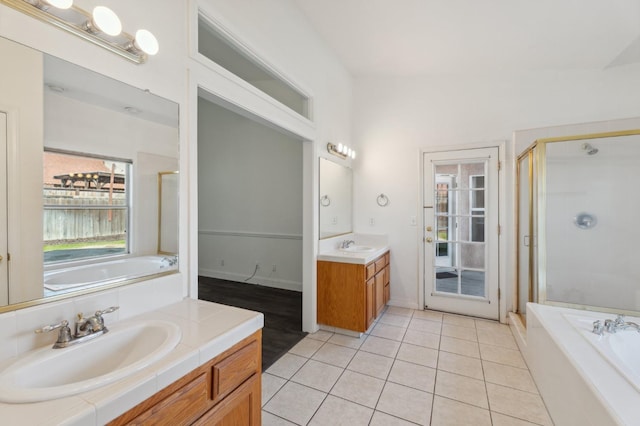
[306,329,334,342]
[309,395,373,425]
[376,382,432,425]
[491,412,540,426]
[266,353,308,379]
[291,359,344,392]
[435,370,488,409]
[403,329,441,349]
[388,359,436,393]
[347,350,394,379]
[262,373,287,406]
[360,335,401,358]
[385,306,414,317]
[289,337,325,358]
[441,324,478,342]
[409,317,443,334]
[486,383,553,426]
[431,396,491,426]
[330,370,385,408]
[413,310,443,322]
[443,314,477,329]
[327,333,366,349]
[482,361,538,393]
[370,411,417,426]
[263,381,327,425]
[440,336,480,358]
[397,342,438,368]
[479,343,527,369]
[477,328,518,350]
[378,313,411,328]
[311,342,357,368]
[475,319,512,335]
[437,351,484,380]
[262,411,296,425]
[370,322,407,341]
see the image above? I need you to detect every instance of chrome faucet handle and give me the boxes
[592,320,604,335]
[35,319,69,334]
[35,320,72,346]
[615,314,626,326]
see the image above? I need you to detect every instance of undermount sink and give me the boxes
[339,245,376,253]
[0,319,181,403]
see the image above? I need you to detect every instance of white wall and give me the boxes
[353,65,640,311]
[197,98,303,291]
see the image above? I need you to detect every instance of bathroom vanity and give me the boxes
[0,298,263,425]
[317,249,390,333]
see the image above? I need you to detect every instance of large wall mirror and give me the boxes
[0,36,179,310]
[319,158,352,239]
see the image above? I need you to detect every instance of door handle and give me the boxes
[425,237,433,243]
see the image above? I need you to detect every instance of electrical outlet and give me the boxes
[272,264,277,272]
[410,216,417,226]
[221,259,225,267]
[369,218,375,226]
[255,263,260,270]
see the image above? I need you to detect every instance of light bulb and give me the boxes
[342,145,348,154]
[92,6,121,36]
[134,29,159,55]
[351,150,356,159]
[347,148,352,157]
[43,0,72,9]
[337,143,343,154]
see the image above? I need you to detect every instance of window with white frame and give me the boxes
[43,150,131,263]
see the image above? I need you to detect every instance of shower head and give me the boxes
[581,142,598,155]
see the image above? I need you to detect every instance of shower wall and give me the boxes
[543,134,640,312]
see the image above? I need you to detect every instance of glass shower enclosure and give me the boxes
[517,130,640,319]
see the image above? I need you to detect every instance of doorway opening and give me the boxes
[196,94,306,370]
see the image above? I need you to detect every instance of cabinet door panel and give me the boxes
[375,273,385,318]
[195,375,260,426]
[366,278,375,329]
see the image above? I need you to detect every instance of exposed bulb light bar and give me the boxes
[327,142,357,160]
[1,0,158,64]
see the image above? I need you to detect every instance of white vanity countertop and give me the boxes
[0,299,264,426]
[317,246,390,265]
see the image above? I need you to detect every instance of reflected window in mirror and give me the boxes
[43,150,131,264]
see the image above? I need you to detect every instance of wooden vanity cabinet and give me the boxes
[318,251,390,333]
[108,330,261,426]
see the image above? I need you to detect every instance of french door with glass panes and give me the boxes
[423,147,499,319]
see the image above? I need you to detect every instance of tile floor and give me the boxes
[261,307,553,426]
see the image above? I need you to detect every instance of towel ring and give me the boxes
[320,195,331,207]
[377,193,389,207]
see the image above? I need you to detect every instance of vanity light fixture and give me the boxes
[1,0,159,64]
[327,142,356,160]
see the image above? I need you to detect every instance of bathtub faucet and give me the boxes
[593,314,640,335]
[162,256,178,267]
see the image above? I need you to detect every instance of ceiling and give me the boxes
[293,0,640,76]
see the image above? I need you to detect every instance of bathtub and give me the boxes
[527,303,640,425]
[44,255,178,292]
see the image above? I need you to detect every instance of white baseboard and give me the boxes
[199,268,302,292]
[387,299,421,310]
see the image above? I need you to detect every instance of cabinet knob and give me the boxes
[425,237,433,243]
[426,226,432,232]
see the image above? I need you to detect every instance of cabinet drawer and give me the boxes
[213,340,259,402]
[374,257,386,274]
[366,263,376,280]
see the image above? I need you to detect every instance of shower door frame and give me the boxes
[525,129,640,317]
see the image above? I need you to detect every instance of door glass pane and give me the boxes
[461,270,485,296]
[432,160,487,298]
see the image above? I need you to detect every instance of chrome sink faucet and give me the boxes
[341,240,355,249]
[36,306,119,349]
[161,256,178,267]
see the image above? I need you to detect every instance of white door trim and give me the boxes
[418,141,507,323]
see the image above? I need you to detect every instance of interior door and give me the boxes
[423,147,499,319]
[0,112,8,305]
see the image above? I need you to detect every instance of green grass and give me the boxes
[44,240,126,252]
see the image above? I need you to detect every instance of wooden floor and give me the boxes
[198,276,306,371]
